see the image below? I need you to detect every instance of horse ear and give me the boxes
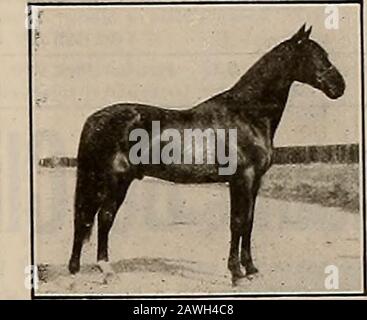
[291,23,310,44]
[298,23,307,34]
[305,25,312,38]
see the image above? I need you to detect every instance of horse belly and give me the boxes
[142,163,229,184]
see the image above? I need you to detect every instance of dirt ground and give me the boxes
[35,168,363,295]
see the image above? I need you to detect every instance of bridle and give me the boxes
[316,65,334,83]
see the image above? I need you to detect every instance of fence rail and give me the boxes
[273,143,359,164]
[38,143,359,168]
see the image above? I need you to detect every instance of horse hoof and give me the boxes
[231,270,245,287]
[232,276,245,287]
[68,260,80,274]
[246,265,259,276]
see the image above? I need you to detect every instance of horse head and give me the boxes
[289,24,345,99]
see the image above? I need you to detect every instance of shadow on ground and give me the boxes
[38,257,207,283]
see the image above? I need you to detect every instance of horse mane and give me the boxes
[217,39,296,108]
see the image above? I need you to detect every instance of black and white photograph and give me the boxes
[0,0,365,301]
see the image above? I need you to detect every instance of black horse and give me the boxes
[68,25,345,285]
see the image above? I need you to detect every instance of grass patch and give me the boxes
[260,163,360,212]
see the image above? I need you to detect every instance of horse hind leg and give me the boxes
[97,174,132,277]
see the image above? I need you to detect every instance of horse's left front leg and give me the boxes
[240,177,260,276]
[228,167,255,285]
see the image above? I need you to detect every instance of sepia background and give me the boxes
[0,0,365,299]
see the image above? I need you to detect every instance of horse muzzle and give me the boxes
[321,67,346,99]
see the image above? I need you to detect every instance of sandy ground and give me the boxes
[35,168,363,295]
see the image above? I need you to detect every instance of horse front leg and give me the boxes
[228,168,255,285]
[240,179,260,276]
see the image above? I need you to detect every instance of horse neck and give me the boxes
[223,47,296,139]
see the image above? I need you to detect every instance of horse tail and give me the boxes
[73,114,107,242]
[69,114,106,274]
[74,106,140,238]
[72,105,141,241]
[69,105,141,273]
[73,167,101,242]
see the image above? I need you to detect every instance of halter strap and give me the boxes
[318,65,334,78]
